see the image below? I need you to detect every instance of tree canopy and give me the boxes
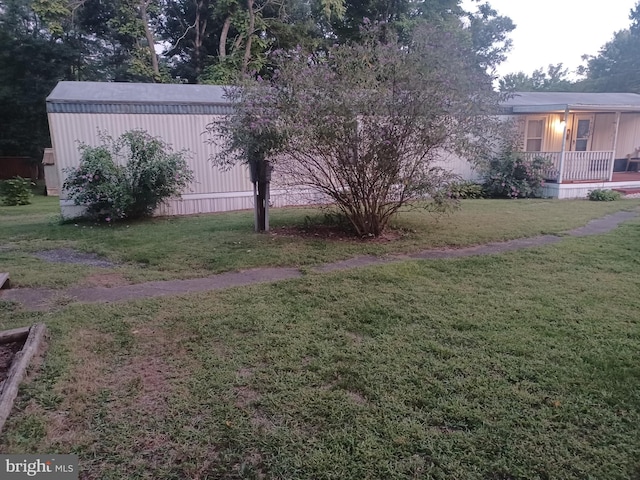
[0,0,516,157]
[579,1,640,93]
[499,64,575,93]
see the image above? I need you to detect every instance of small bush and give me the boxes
[482,149,549,199]
[63,130,193,222]
[588,189,621,201]
[0,176,33,206]
[447,181,484,199]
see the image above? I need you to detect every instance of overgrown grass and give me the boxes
[1,218,639,478]
[1,196,639,288]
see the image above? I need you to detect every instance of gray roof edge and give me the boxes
[503,91,640,110]
[511,104,640,113]
[46,98,230,106]
[46,81,233,105]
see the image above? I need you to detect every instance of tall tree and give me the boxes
[330,0,463,44]
[161,0,219,82]
[580,1,640,93]
[0,0,78,157]
[107,0,166,82]
[465,2,514,72]
[499,64,576,92]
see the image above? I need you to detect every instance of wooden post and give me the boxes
[608,111,621,182]
[264,181,270,232]
[253,182,259,232]
[557,107,569,184]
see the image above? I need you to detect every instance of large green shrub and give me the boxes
[482,146,550,199]
[0,176,33,206]
[63,130,193,222]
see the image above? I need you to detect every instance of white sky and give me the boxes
[462,0,637,78]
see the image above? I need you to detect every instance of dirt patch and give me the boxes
[85,273,130,288]
[345,390,368,406]
[0,340,25,382]
[116,356,174,414]
[236,367,255,379]
[234,386,261,409]
[236,449,266,479]
[33,248,117,268]
[250,410,276,432]
[346,331,365,345]
[39,329,114,448]
[271,225,403,242]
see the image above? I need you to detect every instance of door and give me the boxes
[571,114,594,151]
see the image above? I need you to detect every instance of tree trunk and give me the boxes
[242,0,255,75]
[193,0,208,79]
[219,15,232,59]
[140,0,160,78]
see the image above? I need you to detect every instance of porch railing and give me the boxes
[522,152,561,181]
[522,151,614,182]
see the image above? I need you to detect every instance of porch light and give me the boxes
[555,118,566,132]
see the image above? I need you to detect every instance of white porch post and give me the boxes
[557,107,569,183]
[608,111,621,182]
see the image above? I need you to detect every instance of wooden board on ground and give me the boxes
[0,324,47,433]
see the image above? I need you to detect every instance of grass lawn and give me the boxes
[0,198,638,478]
[1,195,640,288]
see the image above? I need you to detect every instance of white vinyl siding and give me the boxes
[592,113,616,151]
[615,113,640,158]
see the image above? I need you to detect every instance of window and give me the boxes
[525,118,545,152]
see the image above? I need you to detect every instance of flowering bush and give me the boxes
[482,149,549,199]
[63,130,193,222]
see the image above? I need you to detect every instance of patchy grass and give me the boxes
[1,218,639,478]
[1,196,639,288]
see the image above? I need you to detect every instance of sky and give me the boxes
[462,0,637,79]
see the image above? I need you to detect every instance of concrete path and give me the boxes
[2,210,637,311]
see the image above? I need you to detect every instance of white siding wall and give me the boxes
[616,113,640,158]
[52,110,640,212]
[50,112,257,217]
[432,151,480,182]
[543,114,564,152]
[592,113,616,151]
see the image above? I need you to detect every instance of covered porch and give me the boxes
[502,92,640,197]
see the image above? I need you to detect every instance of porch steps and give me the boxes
[612,187,640,195]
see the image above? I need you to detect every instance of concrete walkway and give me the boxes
[2,210,637,311]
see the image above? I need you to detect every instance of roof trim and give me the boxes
[47,103,233,115]
[511,104,640,114]
[512,105,567,113]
